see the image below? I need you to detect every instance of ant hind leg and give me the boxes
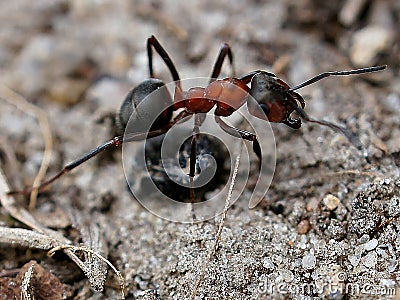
[8,111,192,197]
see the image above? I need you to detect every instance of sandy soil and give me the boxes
[0,1,399,299]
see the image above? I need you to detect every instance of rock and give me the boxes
[363,238,378,251]
[297,219,310,234]
[302,253,316,269]
[362,251,377,268]
[322,194,340,210]
[350,25,394,66]
[339,0,368,26]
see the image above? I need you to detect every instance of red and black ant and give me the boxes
[8,35,386,201]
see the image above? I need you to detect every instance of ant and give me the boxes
[8,35,386,203]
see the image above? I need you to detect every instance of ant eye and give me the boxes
[260,103,270,116]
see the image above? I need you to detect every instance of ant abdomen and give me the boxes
[128,132,229,203]
[117,78,173,134]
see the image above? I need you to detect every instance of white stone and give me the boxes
[302,253,316,269]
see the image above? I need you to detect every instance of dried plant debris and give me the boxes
[0,260,72,300]
[0,168,125,298]
[0,227,61,250]
[0,0,399,299]
[69,211,109,293]
[0,84,54,210]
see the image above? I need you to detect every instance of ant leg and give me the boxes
[188,113,206,217]
[290,65,386,91]
[8,135,128,196]
[209,43,235,83]
[282,117,302,129]
[9,111,192,196]
[214,115,261,161]
[147,35,184,108]
[147,35,181,82]
[188,113,207,178]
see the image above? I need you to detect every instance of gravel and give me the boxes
[0,0,399,299]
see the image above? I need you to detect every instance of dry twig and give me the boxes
[0,84,54,210]
[190,142,243,299]
[20,263,35,300]
[0,167,125,299]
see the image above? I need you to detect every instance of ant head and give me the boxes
[247,71,303,129]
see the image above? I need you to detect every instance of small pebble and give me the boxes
[350,25,393,66]
[306,198,319,212]
[298,235,308,250]
[297,219,310,234]
[262,258,275,270]
[348,254,361,267]
[387,259,397,273]
[362,251,378,268]
[302,253,316,269]
[322,194,340,210]
[364,238,378,251]
[280,269,294,282]
[358,234,370,244]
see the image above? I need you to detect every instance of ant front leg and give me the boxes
[209,43,235,83]
[146,35,186,110]
[214,115,262,161]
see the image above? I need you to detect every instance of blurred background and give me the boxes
[0,0,398,102]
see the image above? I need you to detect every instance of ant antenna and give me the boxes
[288,65,387,161]
[290,65,387,91]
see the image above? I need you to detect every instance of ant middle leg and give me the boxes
[188,113,207,217]
[209,43,235,83]
[188,114,207,178]
[214,116,261,161]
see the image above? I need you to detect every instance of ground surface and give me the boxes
[0,0,399,299]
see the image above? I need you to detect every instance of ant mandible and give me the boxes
[9,35,386,199]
